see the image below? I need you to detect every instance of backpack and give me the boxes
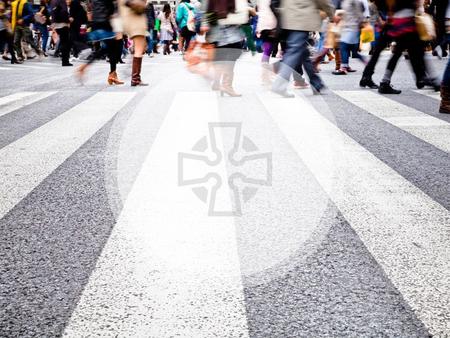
[183,3,195,32]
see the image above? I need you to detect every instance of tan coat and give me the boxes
[118,0,148,38]
[280,0,334,32]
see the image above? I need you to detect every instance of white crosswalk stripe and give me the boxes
[0,91,58,117]
[335,90,450,153]
[0,91,135,220]
[64,92,249,337]
[414,89,440,99]
[258,92,450,336]
[0,84,449,336]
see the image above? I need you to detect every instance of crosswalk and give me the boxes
[0,85,449,337]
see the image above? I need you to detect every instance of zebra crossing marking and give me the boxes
[413,89,440,100]
[0,91,58,117]
[64,92,249,337]
[0,91,135,220]
[258,92,450,337]
[335,90,450,153]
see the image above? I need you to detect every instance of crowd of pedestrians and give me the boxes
[0,0,449,112]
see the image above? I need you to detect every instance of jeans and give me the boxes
[146,33,154,54]
[35,23,49,52]
[340,42,364,67]
[443,34,450,87]
[273,30,323,92]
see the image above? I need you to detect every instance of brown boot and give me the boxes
[131,57,148,86]
[220,64,241,97]
[440,85,450,114]
[334,49,341,70]
[108,71,125,85]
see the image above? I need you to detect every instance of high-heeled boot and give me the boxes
[131,57,148,86]
[220,64,241,97]
[108,71,125,85]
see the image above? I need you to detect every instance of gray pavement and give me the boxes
[0,51,448,337]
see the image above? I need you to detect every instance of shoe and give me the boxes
[11,59,23,64]
[131,57,148,86]
[2,55,11,61]
[359,76,379,89]
[293,80,309,89]
[311,85,328,95]
[440,85,450,114]
[271,88,295,98]
[421,78,441,92]
[108,71,125,85]
[378,81,401,94]
[342,67,356,72]
[62,62,73,66]
[332,69,347,75]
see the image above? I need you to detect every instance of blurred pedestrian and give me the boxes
[119,0,148,85]
[51,0,72,66]
[76,0,124,85]
[158,4,176,55]
[176,0,196,52]
[271,0,334,96]
[11,0,43,62]
[145,0,155,56]
[439,0,450,114]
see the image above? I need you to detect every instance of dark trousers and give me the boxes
[56,26,71,65]
[180,26,195,51]
[273,30,323,91]
[0,29,16,61]
[362,30,392,78]
[86,38,121,73]
[13,25,41,59]
[385,32,426,83]
[443,34,450,86]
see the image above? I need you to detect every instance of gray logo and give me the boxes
[178,122,272,216]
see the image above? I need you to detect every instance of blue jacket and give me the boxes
[176,2,194,29]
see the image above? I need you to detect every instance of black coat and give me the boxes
[70,0,87,27]
[51,0,70,24]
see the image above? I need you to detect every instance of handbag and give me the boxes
[125,0,146,15]
[34,7,46,24]
[185,35,215,76]
[415,13,436,41]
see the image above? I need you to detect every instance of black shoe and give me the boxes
[11,59,23,64]
[360,76,379,89]
[62,62,73,67]
[378,82,401,94]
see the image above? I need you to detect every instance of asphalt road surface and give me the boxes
[0,51,449,337]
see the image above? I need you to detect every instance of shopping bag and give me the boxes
[415,13,436,41]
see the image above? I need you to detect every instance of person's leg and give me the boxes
[378,37,404,94]
[146,34,153,55]
[381,38,404,84]
[39,25,49,53]
[13,27,24,60]
[56,27,71,65]
[362,31,390,78]
[131,35,148,86]
[340,41,350,69]
[23,26,41,55]
[272,30,303,95]
[299,39,324,91]
[261,40,272,63]
[440,34,450,113]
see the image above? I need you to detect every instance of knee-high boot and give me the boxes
[131,56,148,86]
